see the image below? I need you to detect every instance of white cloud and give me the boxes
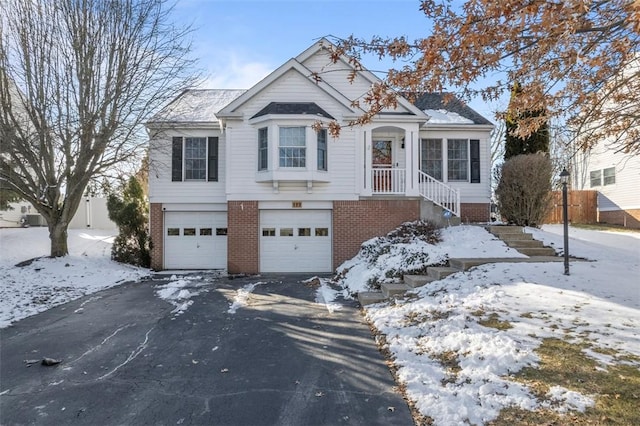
[198,51,273,90]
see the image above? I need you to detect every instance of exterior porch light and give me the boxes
[560,168,570,275]
[401,137,405,149]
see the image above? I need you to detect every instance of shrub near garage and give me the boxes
[107,177,152,267]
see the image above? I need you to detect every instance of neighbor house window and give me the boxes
[171,136,218,182]
[258,127,268,171]
[448,139,468,181]
[590,170,602,187]
[603,167,615,185]
[421,138,442,180]
[317,129,327,171]
[279,127,306,167]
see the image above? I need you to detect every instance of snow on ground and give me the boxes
[227,282,264,314]
[0,227,149,328]
[155,275,217,317]
[335,224,640,425]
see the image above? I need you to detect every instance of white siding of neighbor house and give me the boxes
[419,128,493,204]
[148,128,227,204]
[572,139,640,211]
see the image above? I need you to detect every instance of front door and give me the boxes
[373,140,392,192]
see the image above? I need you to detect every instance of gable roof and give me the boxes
[217,58,359,117]
[251,102,335,120]
[149,89,246,124]
[412,93,493,125]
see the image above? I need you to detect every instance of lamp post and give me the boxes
[560,168,570,275]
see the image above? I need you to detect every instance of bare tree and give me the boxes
[0,0,198,257]
[324,0,639,154]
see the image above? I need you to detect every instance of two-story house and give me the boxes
[146,39,494,273]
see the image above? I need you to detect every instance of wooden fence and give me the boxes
[543,190,598,224]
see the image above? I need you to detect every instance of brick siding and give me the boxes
[149,203,163,270]
[599,209,640,229]
[460,203,490,223]
[227,201,259,274]
[332,199,420,269]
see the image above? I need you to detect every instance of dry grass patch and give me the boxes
[491,337,640,425]
[478,312,513,330]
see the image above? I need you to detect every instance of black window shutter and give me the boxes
[171,137,183,181]
[470,139,480,183]
[208,136,219,182]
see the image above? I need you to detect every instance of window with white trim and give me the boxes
[603,167,615,185]
[317,129,327,171]
[258,128,268,171]
[279,127,306,168]
[590,170,602,187]
[421,138,442,180]
[447,139,468,181]
[185,138,207,180]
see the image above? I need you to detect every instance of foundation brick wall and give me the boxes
[460,203,491,223]
[599,209,640,229]
[227,201,259,274]
[332,199,420,269]
[149,203,164,270]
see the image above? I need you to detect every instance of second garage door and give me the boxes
[260,210,332,273]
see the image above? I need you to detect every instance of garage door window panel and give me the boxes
[315,228,329,236]
[262,228,275,236]
[280,228,294,236]
[167,228,180,236]
[183,228,196,236]
[216,228,228,236]
[200,228,212,236]
[298,228,311,236]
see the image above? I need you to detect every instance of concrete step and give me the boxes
[381,283,411,298]
[428,266,460,280]
[358,291,387,306]
[517,247,557,256]
[404,274,437,288]
[495,232,534,241]
[448,257,530,270]
[506,239,545,248]
[487,226,524,234]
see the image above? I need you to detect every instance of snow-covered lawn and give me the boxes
[0,227,149,328]
[336,224,640,425]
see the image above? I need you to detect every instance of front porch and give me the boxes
[361,125,460,216]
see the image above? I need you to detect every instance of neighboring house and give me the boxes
[146,39,494,273]
[0,197,116,229]
[571,139,640,228]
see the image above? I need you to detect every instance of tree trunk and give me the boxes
[49,222,69,257]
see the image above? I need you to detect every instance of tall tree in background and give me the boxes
[0,0,198,257]
[504,82,550,160]
[326,0,640,154]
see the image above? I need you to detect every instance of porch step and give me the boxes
[505,239,546,248]
[381,283,411,298]
[428,266,460,280]
[358,291,387,306]
[487,225,525,234]
[404,274,437,288]
[513,247,557,256]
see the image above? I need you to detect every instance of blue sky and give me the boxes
[172,0,499,120]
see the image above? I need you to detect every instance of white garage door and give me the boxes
[260,210,332,273]
[164,211,227,269]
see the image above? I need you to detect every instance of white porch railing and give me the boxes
[372,168,406,194]
[418,170,460,217]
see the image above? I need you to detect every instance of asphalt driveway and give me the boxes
[0,274,413,425]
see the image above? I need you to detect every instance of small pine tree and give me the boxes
[504,82,550,160]
[107,177,151,267]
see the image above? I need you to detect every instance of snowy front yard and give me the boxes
[1,224,638,425]
[334,224,640,425]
